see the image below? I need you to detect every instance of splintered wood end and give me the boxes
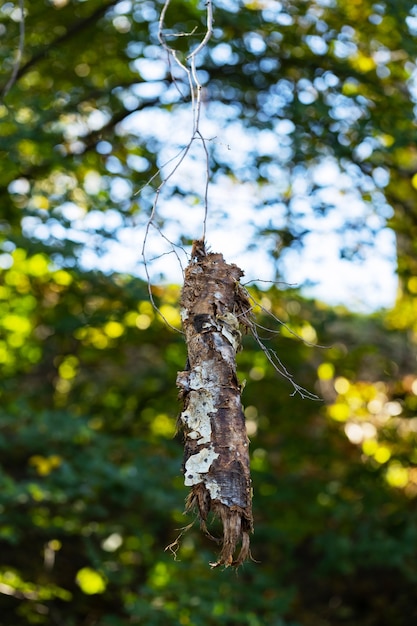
[185,486,253,568]
[209,505,253,569]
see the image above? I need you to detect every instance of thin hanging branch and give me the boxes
[240,287,324,399]
[158,0,213,137]
[142,0,212,259]
[141,0,214,329]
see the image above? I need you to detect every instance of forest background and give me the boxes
[1,0,417,624]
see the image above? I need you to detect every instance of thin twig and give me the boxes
[188,0,213,133]
[142,0,214,318]
[248,321,321,400]
[196,129,211,240]
[242,286,328,349]
[241,278,298,287]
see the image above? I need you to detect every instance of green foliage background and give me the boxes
[1,0,417,624]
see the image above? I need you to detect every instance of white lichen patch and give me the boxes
[176,370,190,391]
[216,312,241,352]
[180,307,189,322]
[212,332,235,364]
[206,477,221,500]
[184,447,219,486]
[180,389,215,444]
[187,365,206,390]
[187,364,221,390]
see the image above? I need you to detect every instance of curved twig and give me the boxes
[142,0,214,320]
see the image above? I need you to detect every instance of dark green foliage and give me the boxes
[1,0,417,623]
[1,263,417,624]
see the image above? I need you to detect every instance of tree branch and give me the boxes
[0,0,120,92]
[0,0,25,100]
[0,96,162,196]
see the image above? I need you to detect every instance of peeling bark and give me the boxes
[176,239,253,567]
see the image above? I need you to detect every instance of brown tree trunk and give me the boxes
[176,240,253,567]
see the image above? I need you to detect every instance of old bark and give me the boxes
[176,239,253,567]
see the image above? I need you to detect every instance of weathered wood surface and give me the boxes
[176,240,253,567]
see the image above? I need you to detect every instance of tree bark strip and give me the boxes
[176,240,253,567]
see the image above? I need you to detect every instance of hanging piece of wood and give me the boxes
[176,239,253,567]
